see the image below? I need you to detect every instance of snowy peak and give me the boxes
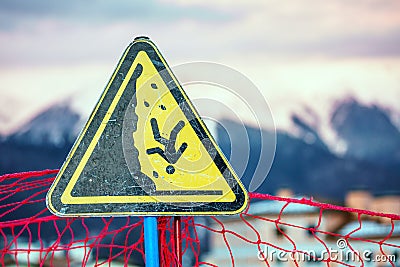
[8,103,82,147]
[285,98,400,164]
[332,98,399,137]
[331,98,400,164]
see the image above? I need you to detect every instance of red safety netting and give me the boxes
[1,170,399,267]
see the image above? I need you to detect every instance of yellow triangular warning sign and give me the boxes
[46,37,248,216]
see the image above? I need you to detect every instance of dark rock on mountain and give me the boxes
[331,99,400,166]
[291,112,328,151]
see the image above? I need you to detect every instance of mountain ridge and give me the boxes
[1,97,399,202]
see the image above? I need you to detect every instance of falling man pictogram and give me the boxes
[146,118,188,174]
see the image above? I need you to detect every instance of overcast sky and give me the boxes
[1,0,400,141]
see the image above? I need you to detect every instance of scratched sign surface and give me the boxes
[46,37,248,216]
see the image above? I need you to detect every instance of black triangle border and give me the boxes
[47,39,248,216]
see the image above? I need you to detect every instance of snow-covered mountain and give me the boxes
[219,116,400,201]
[1,97,399,201]
[7,103,82,147]
[288,98,400,163]
[331,98,400,165]
[0,104,83,174]
[219,98,400,200]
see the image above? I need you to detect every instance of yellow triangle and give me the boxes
[46,38,248,216]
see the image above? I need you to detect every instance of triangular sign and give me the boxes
[47,37,248,216]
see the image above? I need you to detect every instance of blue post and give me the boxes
[144,216,160,267]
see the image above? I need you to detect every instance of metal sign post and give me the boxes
[144,217,160,267]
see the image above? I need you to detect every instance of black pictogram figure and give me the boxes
[146,118,188,174]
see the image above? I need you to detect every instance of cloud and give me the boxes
[0,0,236,67]
[1,0,400,137]
[1,0,400,68]
[162,0,400,58]
[0,0,231,30]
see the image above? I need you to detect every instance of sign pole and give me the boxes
[174,216,182,265]
[144,216,160,267]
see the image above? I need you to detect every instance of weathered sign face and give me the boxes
[46,37,248,216]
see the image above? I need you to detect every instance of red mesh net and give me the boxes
[1,170,399,267]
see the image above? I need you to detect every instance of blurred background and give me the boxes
[1,0,400,204]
